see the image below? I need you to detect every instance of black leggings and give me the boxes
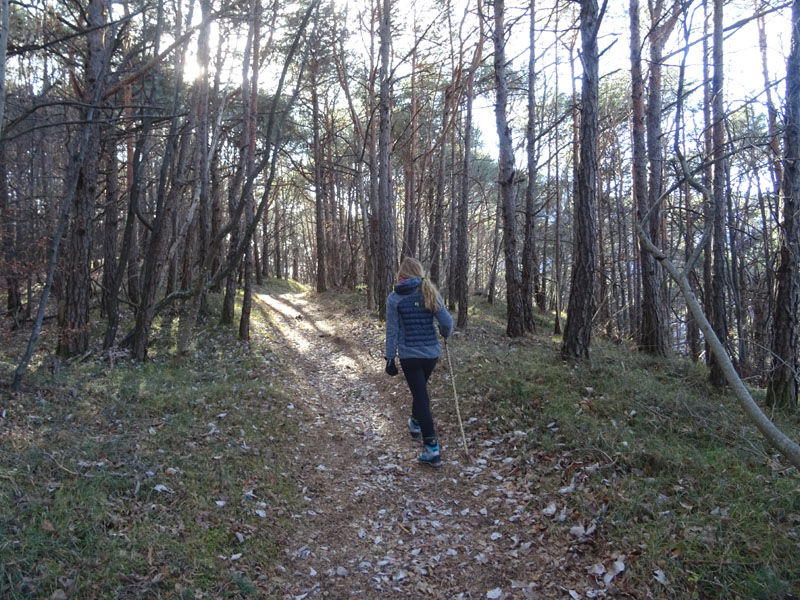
[400,357,439,446]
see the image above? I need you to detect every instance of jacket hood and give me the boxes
[394,277,422,295]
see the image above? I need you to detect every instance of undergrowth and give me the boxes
[2,283,799,599]
[431,298,800,600]
[0,279,305,598]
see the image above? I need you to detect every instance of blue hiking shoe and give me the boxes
[419,443,441,468]
[408,417,422,440]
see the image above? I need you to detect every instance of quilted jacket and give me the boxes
[385,278,453,360]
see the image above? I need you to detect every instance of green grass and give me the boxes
[432,298,800,600]
[0,284,301,598]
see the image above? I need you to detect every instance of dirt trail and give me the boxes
[257,290,611,600]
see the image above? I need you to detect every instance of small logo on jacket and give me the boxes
[415,301,420,307]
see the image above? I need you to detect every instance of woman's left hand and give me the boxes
[385,358,399,376]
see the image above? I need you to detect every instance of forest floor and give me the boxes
[258,287,613,600]
[2,280,799,599]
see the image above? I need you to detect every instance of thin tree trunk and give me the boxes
[430,85,452,286]
[376,0,395,318]
[102,146,119,321]
[521,0,537,333]
[456,3,483,329]
[492,0,525,337]
[240,0,261,340]
[709,0,728,386]
[702,0,714,367]
[312,57,327,292]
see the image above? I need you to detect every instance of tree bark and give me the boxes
[456,2,483,330]
[521,0,537,333]
[709,0,728,386]
[562,0,601,359]
[57,0,107,357]
[430,85,452,286]
[767,0,800,409]
[376,0,395,318]
[312,54,327,292]
[492,0,525,337]
[101,145,119,321]
[240,0,261,341]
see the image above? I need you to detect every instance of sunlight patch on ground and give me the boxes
[256,293,305,319]
[257,292,336,343]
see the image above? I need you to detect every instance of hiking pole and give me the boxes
[444,338,470,460]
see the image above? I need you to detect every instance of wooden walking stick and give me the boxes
[444,338,470,460]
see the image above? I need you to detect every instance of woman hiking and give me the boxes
[384,257,454,467]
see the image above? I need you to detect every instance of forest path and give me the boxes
[256,289,604,600]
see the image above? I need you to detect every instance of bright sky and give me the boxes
[178,1,793,156]
[472,1,793,154]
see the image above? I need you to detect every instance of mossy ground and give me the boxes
[433,298,800,599]
[0,280,304,598]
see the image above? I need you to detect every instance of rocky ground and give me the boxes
[257,290,633,600]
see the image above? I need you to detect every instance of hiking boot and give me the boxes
[419,443,441,468]
[408,417,422,440]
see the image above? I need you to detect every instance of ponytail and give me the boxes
[396,256,441,312]
[420,278,440,313]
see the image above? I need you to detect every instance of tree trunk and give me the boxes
[274,201,282,279]
[492,0,525,338]
[456,5,483,330]
[101,145,119,320]
[1,143,20,320]
[57,0,106,357]
[701,0,714,369]
[312,58,327,292]
[521,0,537,333]
[239,0,261,340]
[709,0,728,386]
[0,0,15,319]
[767,0,800,409]
[562,0,600,359]
[12,0,110,387]
[487,194,502,305]
[430,85,451,286]
[376,0,395,318]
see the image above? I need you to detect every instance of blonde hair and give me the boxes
[397,257,440,312]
